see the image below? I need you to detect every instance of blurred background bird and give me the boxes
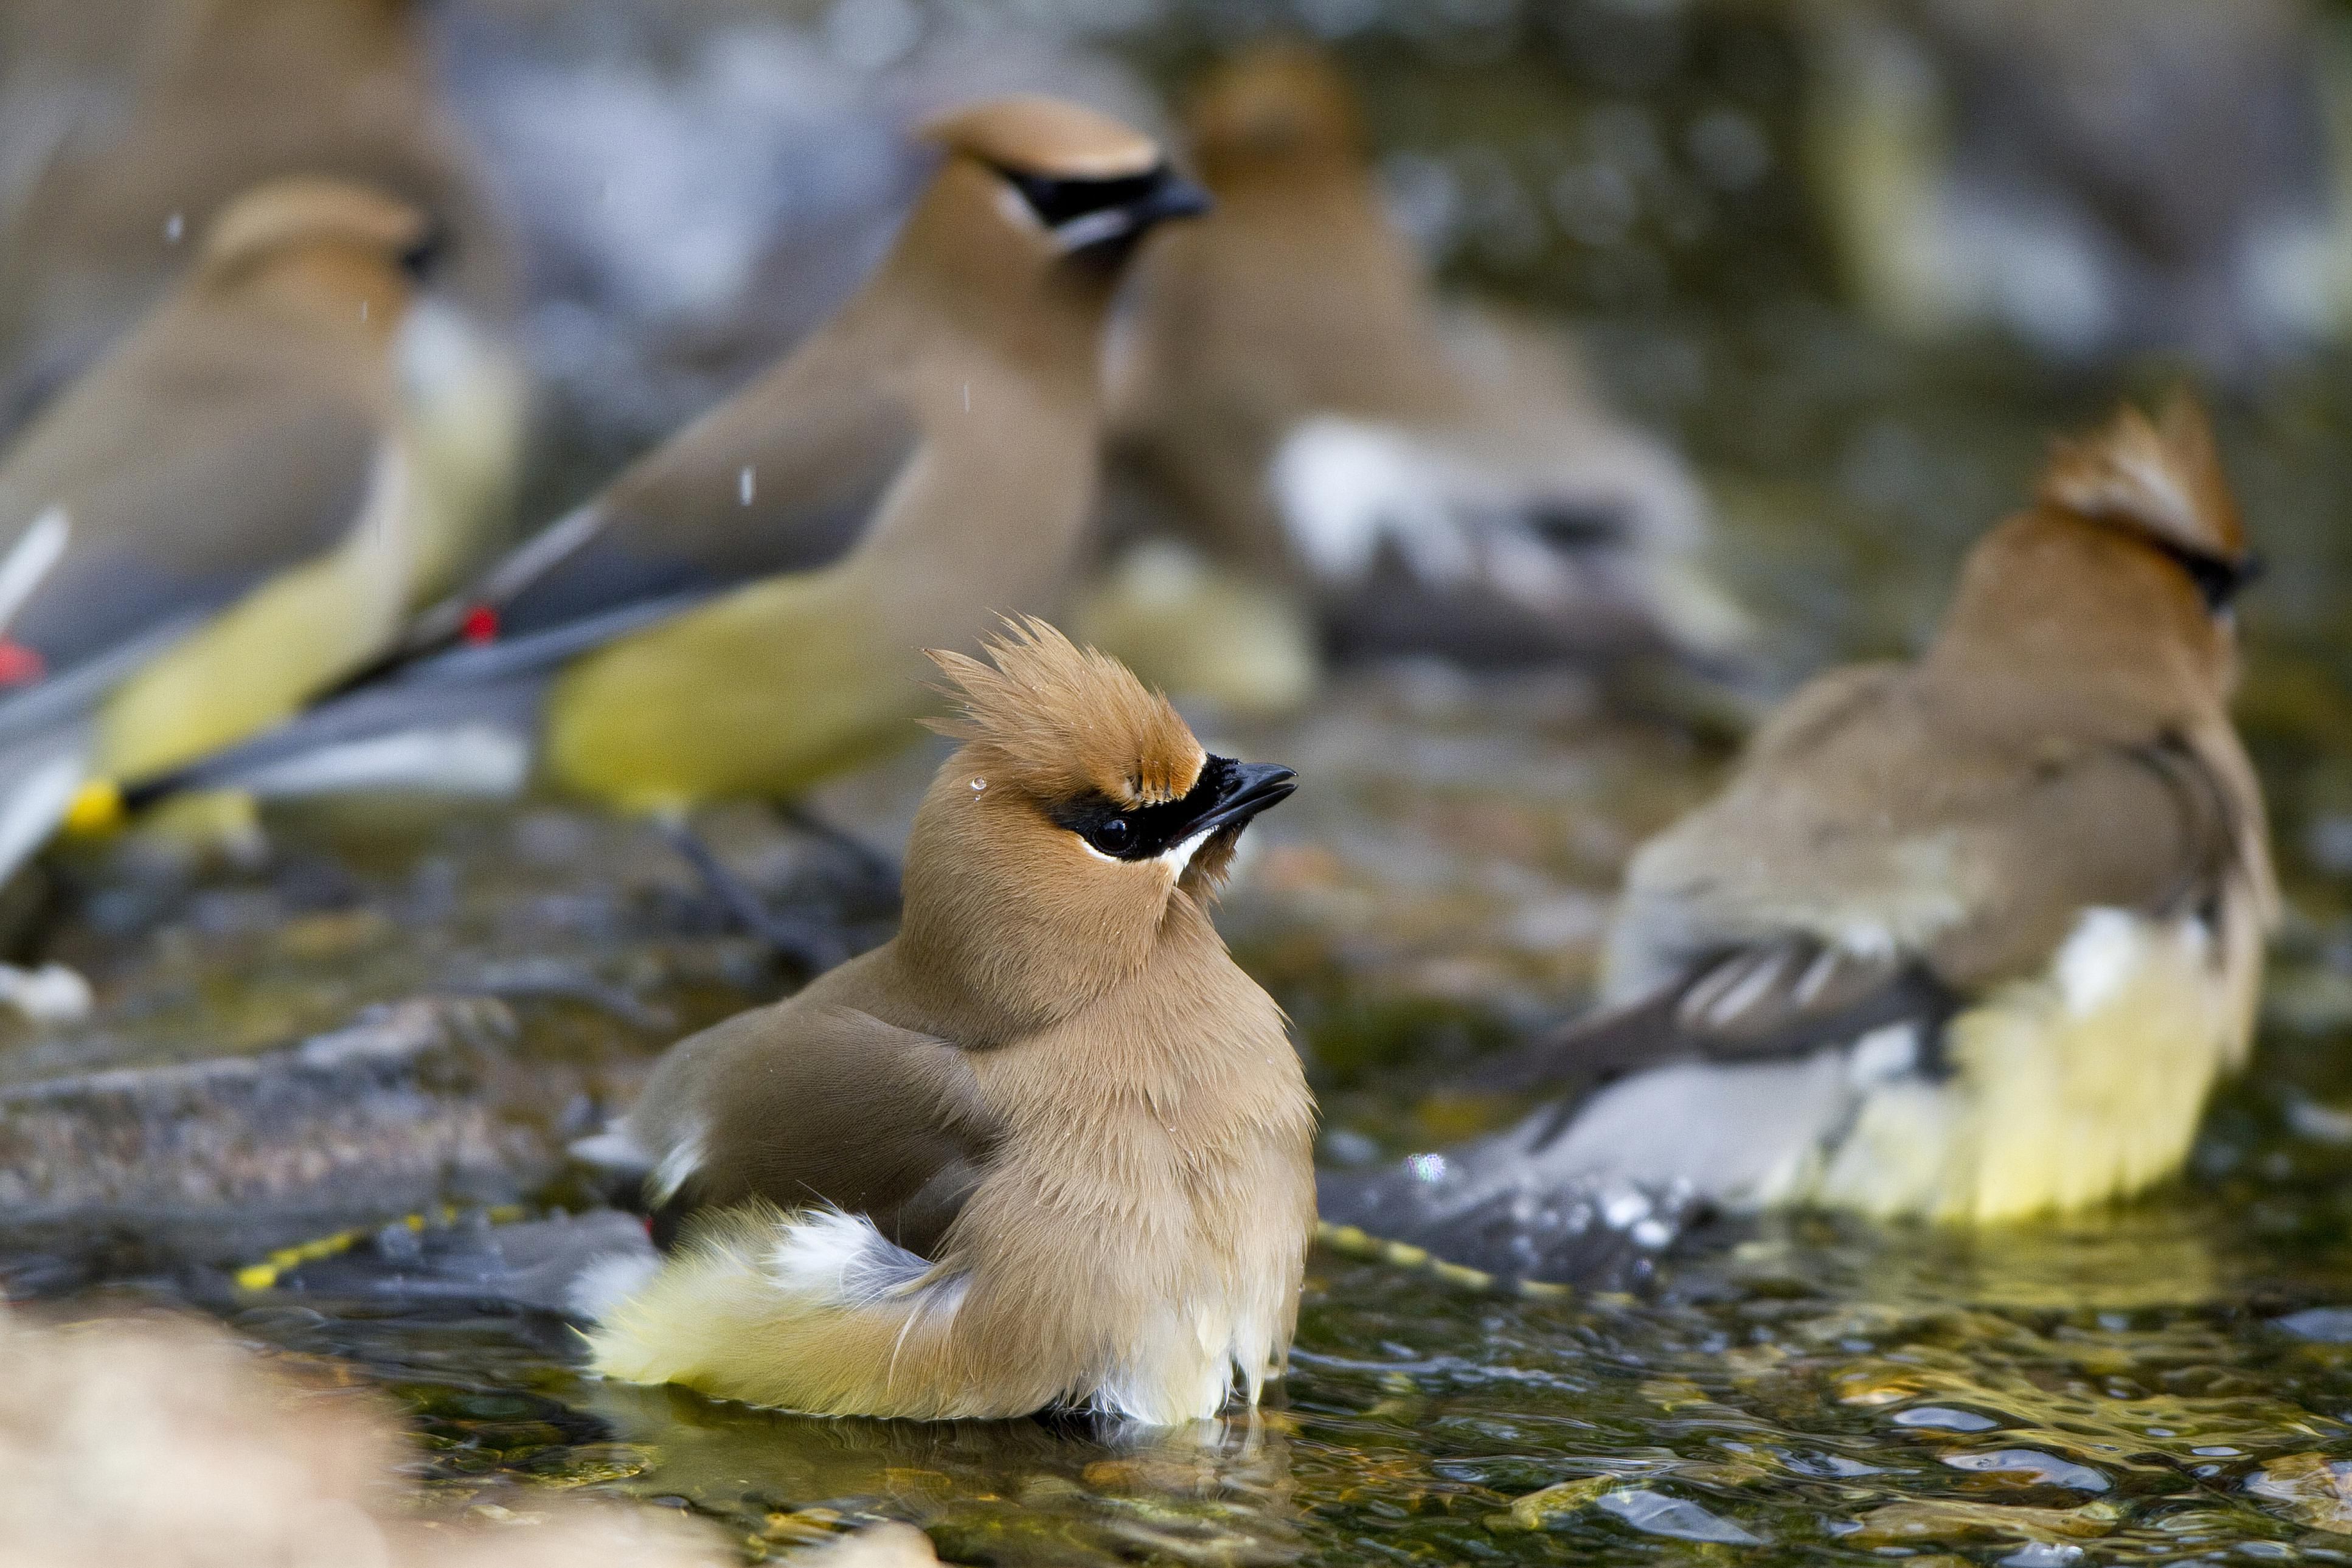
[1322,395,2275,1286]
[1098,41,1750,711]
[139,97,1207,959]
[0,0,521,439]
[427,0,1162,470]
[0,177,516,1018]
[1806,0,2352,376]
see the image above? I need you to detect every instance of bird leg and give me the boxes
[770,803,901,906]
[655,819,853,973]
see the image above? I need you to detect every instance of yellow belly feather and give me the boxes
[1814,907,2247,1223]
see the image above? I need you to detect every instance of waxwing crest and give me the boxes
[199,176,434,280]
[922,97,1163,182]
[2035,390,2248,563]
[928,618,1204,807]
[1189,41,1364,169]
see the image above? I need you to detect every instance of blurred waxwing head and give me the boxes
[0,0,514,423]
[1936,391,2255,707]
[896,97,1208,316]
[1187,41,1365,187]
[195,175,437,292]
[904,619,1294,1025]
[2035,393,2251,573]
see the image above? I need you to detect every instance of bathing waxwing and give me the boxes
[1106,43,1747,676]
[135,100,1209,845]
[1320,395,2276,1285]
[0,178,509,1015]
[0,0,518,425]
[573,620,1315,1424]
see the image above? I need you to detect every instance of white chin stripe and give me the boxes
[1160,827,1213,878]
[1081,827,1216,874]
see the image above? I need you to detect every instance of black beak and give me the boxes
[1052,169,1212,255]
[1182,759,1296,841]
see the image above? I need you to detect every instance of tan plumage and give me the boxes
[0,178,511,873]
[161,97,1207,824]
[1323,395,2274,1278]
[1109,43,1745,670]
[585,620,1317,1424]
[0,0,515,413]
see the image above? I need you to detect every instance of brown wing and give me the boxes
[474,327,914,637]
[1484,708,2250,1094]
[354,321,917,681]
[627,1001,998,1258]
[0,319,380,680]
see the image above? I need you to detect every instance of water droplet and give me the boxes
[164,212,184,243]
[969,777,986,792]
[738,466,755,506]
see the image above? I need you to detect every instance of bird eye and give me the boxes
[1089,818,1133,855]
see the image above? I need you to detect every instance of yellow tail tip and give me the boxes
[63,780,124,836]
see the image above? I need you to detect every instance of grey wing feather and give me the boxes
[0,383,378,676]
[1485,726,2247,1093]
[381,342,917,668]
[630,1002,997,1260]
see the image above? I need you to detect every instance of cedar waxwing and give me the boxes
[1106,43,1748,677]
[567,621,1316,1424]
[1320,395,2276,1285]
[138,100,1209,838]
[0,178,512,1018]
[1806,0,2352,375]
[0,0,518,421]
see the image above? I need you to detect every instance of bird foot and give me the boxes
[657,820,854,971]
[772,803,901,906]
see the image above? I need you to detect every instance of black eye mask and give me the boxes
[2151,538,2264,612]
[1005,169,1165,229]
[1052,755,1297,862]
[997,163,1212,255]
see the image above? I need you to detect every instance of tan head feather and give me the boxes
[921,97,1163,182]
[198,176,432,280]
[928,618,1204,808]
[2035,390,2247,561]
[1189,41,1364,176]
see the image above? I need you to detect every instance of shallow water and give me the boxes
[19,0,2352,1561]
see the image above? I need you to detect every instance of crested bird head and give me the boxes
[1187,42,1365,187]
[896,97,1207,316]
[900,619,1294,1030]
[195,176,437,327]
[2033,391,2257,611]
[1934,390,2257,710]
